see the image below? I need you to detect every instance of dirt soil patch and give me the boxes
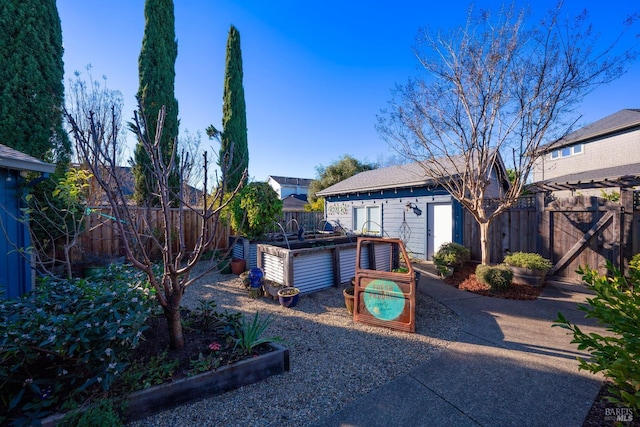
[443,263,543,300]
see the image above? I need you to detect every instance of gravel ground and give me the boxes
[127,265,461,427]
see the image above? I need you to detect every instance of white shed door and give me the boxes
[427,203,452,260]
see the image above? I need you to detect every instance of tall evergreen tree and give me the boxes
[132,0,179,206]
[0,0,70,163]
[218,25,248,190]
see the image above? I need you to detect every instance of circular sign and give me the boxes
[363,279,405,321]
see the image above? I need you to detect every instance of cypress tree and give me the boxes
[220,25,248,190]
[132,0,180,206]
[0,0,70,163]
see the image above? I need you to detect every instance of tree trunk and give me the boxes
[479,221,491,265]
[165,304,184,350]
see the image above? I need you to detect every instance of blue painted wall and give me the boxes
[324,186,464,261]
[0,169,32,299]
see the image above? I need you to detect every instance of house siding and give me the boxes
[324,187,456,261]
[0,169,32,299]
[533,128,640,182]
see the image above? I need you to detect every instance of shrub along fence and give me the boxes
[463,189,640,282]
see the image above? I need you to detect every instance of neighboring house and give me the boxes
[267,175,313,212]
[267,176,312,199]
[532,109,640,196]
[0,144,56,299]
[317,154,510,261]
[281,194,308,212]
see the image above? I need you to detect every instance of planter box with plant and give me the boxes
[433,242,471,277]
[1,265,289,427]
[503,252,552,287]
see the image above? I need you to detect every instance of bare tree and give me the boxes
[378,3,638,264]
[66,104,245,350]
[66,65,126,167]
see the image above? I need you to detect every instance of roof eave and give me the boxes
[318,179,434,197]
[0,158,56,174]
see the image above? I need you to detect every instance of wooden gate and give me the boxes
[538,195,630,280]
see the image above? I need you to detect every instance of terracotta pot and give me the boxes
[343,286,355,315]
[231,258,246,275]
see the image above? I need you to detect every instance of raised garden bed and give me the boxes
[41,343,289,426]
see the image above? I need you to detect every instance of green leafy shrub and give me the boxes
[433,242,470,277]
[504,252,552,271]
[433,242,470,269]
[554,258,640,413]
[0,264,154,425]
[231,182,283,240]
[475,264,514,291]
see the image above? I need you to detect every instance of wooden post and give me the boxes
[620,187,633,276]
[536,192,550,258]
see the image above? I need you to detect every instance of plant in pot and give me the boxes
[230,258,246,275]
[247,267,264,298]
[215,253,233,274]
[263,279,284,301]
[503,252,552,287]
[433,242,470,278]
[227,183,283,271]
[277,287,300,308]
[343,278,355,315]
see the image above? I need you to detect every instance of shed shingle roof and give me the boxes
[317,162,432,196]
[316,150,508,197]
[0,144,56,174]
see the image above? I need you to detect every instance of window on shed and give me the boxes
[353,205,380,235]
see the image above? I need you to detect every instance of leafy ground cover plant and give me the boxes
[112,303,278,394]
[0,264,154,425]
[475,264,514,291]
[554,255,640,414]
[503,252,552,270]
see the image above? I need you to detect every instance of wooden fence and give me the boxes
[73,207,230,262]
[463,190,640,282]
[73,208,323,263]
[275,211,325,233]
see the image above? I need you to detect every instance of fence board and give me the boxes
[74,207,229,262]
[462,193,638,282]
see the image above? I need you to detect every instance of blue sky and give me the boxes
[58,1,639,182]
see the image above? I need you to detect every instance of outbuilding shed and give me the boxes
[0,144,56,299]
[317,155,509,261]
